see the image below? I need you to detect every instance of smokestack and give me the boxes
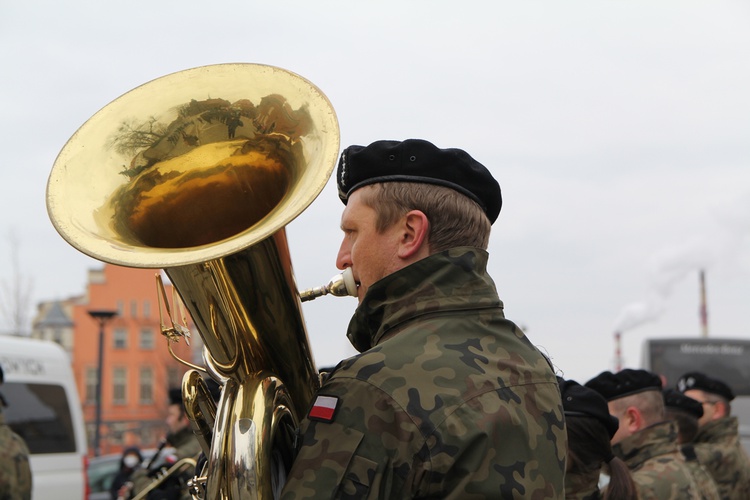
[614,331,623,371]
[699,269,708,337]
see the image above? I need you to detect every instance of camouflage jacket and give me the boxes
[0,412,32,500]
[613,420,700,500]
[681,444,721,500]
[281,247,567,499]
[692,416,750,500]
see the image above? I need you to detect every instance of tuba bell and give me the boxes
[46,63,348,499]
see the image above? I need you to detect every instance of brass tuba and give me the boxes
[46,63,350,499]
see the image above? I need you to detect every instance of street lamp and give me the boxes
[87,309,118,457]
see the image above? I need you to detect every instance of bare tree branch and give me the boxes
[0,230,34,336]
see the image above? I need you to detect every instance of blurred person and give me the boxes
[677,371,750,499]
[110,447,144,500]
[585,368,701,499]
[664,388,704,445]
[280,139,567,498]
[124,388,201,500]
[663,388,720,500]
[0,364,32,500]
[558,377,637,500]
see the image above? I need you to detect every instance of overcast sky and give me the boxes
[1,1,749,385]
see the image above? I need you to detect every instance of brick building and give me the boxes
[32,263,199,456]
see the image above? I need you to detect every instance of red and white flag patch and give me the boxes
[309,395,339,422]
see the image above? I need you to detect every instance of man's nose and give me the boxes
[336,241,351,270]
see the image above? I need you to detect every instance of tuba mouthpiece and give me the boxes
[299,268,357,302]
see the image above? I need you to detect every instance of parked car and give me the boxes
[88,448,156,500]
[87,453,121,500]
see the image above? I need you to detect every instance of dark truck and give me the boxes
[641,337,750,453]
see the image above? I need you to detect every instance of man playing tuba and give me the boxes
[280,139,567,499]
[122,388,201,500]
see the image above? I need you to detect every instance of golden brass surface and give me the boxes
[46,63,340,499]
[47,63,338,268]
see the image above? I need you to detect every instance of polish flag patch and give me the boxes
[309,395,339,422]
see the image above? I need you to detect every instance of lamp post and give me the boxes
[87,309,117,457]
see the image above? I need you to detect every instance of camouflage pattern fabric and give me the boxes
[563,467,601,500]
[0,412,32,500]
[281,247,567,499]
[691,416,750,500]
[681,443,721,500]
[613,420,701,499]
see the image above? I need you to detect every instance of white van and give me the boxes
[0,336,88,499]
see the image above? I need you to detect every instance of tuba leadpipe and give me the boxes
[46,64,343,499]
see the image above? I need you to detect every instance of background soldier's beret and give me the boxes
[337,139,502,224]
[663,388,704,419]
[559,377,619,439]
[0,363,3,384]
[676,371,735,402]
[584,368,663,401]
[168,387,183,406]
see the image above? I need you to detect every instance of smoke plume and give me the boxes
[612,192,750,334]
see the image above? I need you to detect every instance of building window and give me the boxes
[110,422,126,447]
[139,328,154,350]
[130,300,138,318]
[143,300,151,319]
[139,367,154,404]
[85,367,97,404]
[52,328,63,344]
[113,367,127,405]
[116,300,124,317]
[113,328,128,349]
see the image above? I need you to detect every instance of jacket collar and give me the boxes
[346,247,502,352]
[613,420,680,469]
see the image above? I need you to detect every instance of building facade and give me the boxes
[32,263,199,456]
[31,297,80,356]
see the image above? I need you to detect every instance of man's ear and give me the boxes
[715,401,730,419]
[398,210,429,259]
[625,406,643,432]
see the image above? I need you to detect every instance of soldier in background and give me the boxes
[124,388,201,500]
[663,388,720,500]
[677,371,750,499]
[281,139,567,498]
[558,377,637,499]
[585,368,701,499]
[0,364,32,500]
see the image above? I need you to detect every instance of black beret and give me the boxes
[676,371,735,402]
[559,377,620,439]
[0,364,3,384]
[584,369,663,402]
[663,388,704,419]
[168,387,183,406]
[337,139,502,224]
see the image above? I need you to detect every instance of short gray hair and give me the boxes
[359,182,491,252]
